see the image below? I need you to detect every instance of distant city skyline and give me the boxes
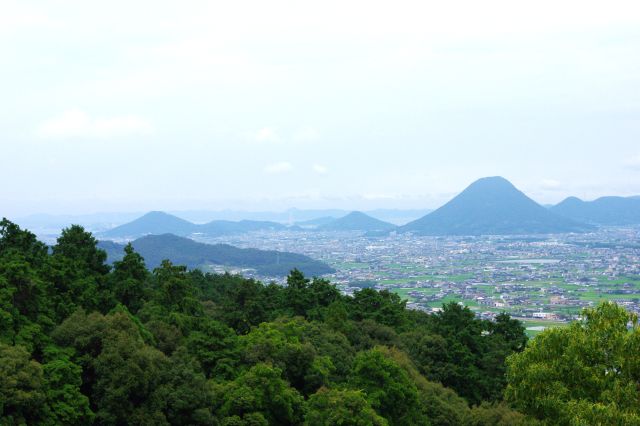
[2,0,640,217]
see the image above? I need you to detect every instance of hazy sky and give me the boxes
[2,0,640,217]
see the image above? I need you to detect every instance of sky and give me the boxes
[2,0,640,217]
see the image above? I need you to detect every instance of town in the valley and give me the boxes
[195,226,640,335]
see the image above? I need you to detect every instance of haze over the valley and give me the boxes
[2,0,640,218]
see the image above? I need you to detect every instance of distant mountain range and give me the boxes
[171,208,430,226]
[15,180,639,240]
[102,210,400,238]
[400,177,592,235]
[550,196,640,225]
[318,211,396,232]
[13,208,430,236]
[101,212,287,239]
[98,234,334,277]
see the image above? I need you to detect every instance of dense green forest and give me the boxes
[1,218,639,425]
[97,234,334,277]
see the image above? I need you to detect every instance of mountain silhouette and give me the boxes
[401,177,591,235]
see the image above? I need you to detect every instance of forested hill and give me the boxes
[2,218,639,425]
[318,211,396,232]
[98,233,334,277]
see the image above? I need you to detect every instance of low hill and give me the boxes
[318,211,396,232]
[550,196,640,225]
[98,234,334,277]
[401,176,591,236]
[102,212,288,239]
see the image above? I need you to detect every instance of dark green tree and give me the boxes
[0,251,50,353]
[41,345,94,425]
[348,288,409,330]
[45,226,111,320]
[349,348,427,426]
[186,318,238,379]
[110,243,149,313]
[52,225,109,276]
[239,318,320,394]
[284,269,312,317]
[402,303,524,404]
[216,363,305,425]
[150,347,216,425]
[0,218,48,265]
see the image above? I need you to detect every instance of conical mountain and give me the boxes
[319,211,396,232]
[401,177,591,235]
[103,211,197,238]
[551,196,640,225]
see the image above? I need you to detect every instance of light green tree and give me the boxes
[305,387,388,425]
[505,302,640,425]
[0,343,46,424]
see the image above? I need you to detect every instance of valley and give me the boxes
[194,226,640,336]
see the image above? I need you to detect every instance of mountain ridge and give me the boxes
[551,196,640,225]
[102,212,288,239]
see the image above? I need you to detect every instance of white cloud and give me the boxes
[541,179,562,190]
[36,110,153,139]
[264,161,293,174]
[254,127,280,143]
[312,164,328,175]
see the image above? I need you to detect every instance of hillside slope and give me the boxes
[99,234,334,276]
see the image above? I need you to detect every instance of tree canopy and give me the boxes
[1,218,611,425]
[505,302,640,425]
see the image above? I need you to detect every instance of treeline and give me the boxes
[1,218,638,425]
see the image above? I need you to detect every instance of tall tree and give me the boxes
[0,219,48,265]
[111,243,149,312]
[52,225,109,276]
